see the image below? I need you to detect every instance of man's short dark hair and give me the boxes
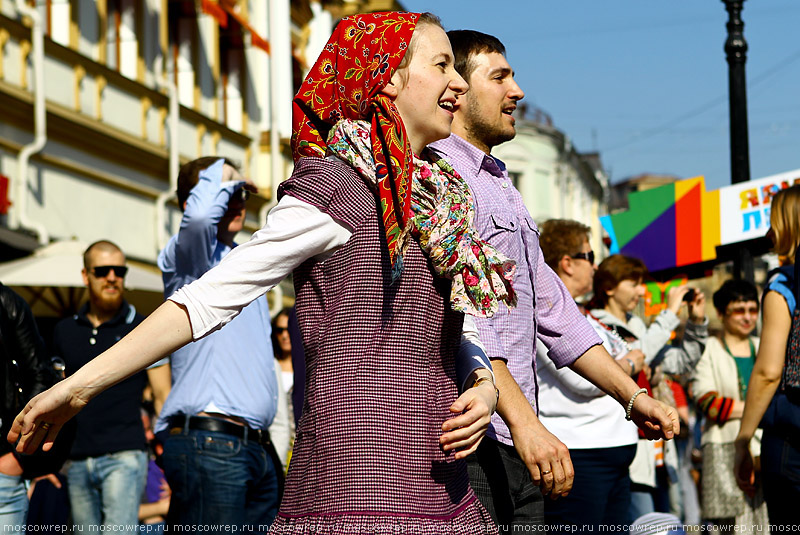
[177,157,239,209]
[446,30,507,83]
[83,240,124,270]
[713,279,759,315]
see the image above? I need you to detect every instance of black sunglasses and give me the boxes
[572,251,595,265]
[91,265,128,278]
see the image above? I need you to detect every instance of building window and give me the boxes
[509,171,522,190]
[168,0,197,107]
[106,0,138,79]
[35,0,70,45]
[219,16,245,131]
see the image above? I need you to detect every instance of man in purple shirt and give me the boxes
[430,30,679,531]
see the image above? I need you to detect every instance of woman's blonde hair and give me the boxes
[769,184,800,261]
[394,13,443,83]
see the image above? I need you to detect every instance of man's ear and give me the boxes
[81,268,90,287]
[559,255,573,277]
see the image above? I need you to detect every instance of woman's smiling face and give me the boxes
[388,23,469,154]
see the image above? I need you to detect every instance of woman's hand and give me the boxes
[440,379,496,460]
[666,285,706,323]
[619,349,645,376]
[666,285,690,315]
[7,379,89,454]
[687,289,706,324]
[733,438,756,497]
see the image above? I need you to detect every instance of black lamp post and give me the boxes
[722,0,754,282]
[722,0,750,185]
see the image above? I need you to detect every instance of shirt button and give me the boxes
[502,182,509,189]
[92,329,98,335]
[89,338,96,345]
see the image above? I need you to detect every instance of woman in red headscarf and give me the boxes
[11,11,515,534]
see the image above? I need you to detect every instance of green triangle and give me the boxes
[612,184,676,248]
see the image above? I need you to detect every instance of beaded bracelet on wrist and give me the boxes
[625,388,648,421]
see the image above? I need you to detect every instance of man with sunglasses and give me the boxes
[154,157,282,532]
[53,240,170,532]
[538,220,598,315]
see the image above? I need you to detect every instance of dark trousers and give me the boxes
[761,431,800,529]
[159,428,283,535]
[467,438,543,533]
[544,445,636,534]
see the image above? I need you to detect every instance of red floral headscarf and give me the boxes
[291,11,419,271]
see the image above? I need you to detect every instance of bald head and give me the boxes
[83,240,124,270]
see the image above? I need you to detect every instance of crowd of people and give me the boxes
[2,9,800,535]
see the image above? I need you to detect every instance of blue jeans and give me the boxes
[761,431,800,529]
[545,445,637,533]
[467,438,544,532]
[160,428,281,534]
[67,450,148,533]
[0,473,28,535]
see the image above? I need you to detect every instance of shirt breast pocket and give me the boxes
[490,214,519,235]
[524,217,539,236]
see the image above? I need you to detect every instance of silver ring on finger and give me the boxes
[541,469,552,475]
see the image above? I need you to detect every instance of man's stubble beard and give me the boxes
[462,95,516,151]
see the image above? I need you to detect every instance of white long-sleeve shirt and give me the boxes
[170,194,491,388]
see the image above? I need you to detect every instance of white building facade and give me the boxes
[493,114,609,259]
[0,0,306,267]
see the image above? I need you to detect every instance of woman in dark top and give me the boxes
[735,184,800,528]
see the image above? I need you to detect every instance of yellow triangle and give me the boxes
[675,176,704,202]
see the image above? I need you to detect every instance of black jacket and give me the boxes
[0,283,50,457]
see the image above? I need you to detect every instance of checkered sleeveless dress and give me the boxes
[269,158,496,534]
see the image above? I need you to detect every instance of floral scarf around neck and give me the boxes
[328,119,517,318]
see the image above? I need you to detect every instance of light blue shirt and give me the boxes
[155,159,278,433]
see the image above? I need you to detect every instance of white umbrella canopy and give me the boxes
[0,240,165,317]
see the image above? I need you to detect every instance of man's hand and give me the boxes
[511,420,574,499]
[7,379,88,454]
[629,394,679,440]
[28,474,62,499]
[440,380,496,459]
[221,163,258,194]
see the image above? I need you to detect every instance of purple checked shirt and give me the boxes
[430,134,602,446]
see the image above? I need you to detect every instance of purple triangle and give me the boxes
[621,204,676,272]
